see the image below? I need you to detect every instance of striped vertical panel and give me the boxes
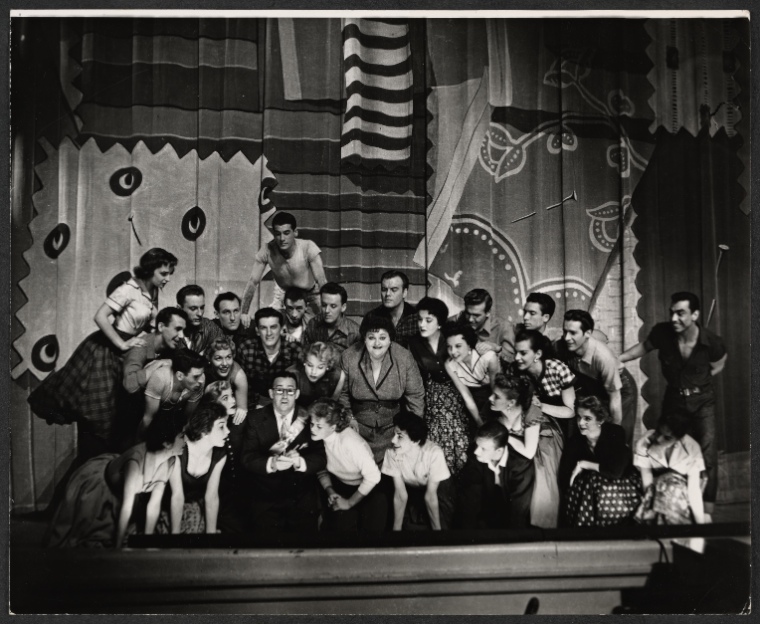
[341,18,413,169]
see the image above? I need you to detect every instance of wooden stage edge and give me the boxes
[11,525,751,615]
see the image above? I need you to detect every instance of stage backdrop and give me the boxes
[10,17,749,511]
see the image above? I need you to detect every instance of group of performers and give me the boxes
[29,213,728,547]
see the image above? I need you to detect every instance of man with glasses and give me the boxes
[236,308,302,409]
[239,371,327,532]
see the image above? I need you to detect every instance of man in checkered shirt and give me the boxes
[235,308,302,410]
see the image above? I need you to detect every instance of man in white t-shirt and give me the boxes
[241,212,327,327]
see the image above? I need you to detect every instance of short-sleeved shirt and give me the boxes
[143,359,203,407]
[255,238,321,291]
[107,278,157,335]
[381,440,451,487]
[449,350,498,388]
[634,430,705,477]
[561,335,622,396]
[645,322,726,390]
[518,358,575,404]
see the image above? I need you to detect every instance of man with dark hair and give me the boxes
[240,211,327,327]
[212,291,256,350]
[457,420,533,529]
[620,291,727,515]
[240,371,327,532]
[366,270,419,348]
[558,309,629,437]
[236,307,302,409]
[123,307,189,394]
[138,348,207,439]
[282,286,309,344]
[303,282,360,352]
[177,284,223,357]
[449,288,514,361]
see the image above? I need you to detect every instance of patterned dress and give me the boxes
[407,335,470,476]
[633,431,705,525]
[559,422,641,527]
[28,278,157,451]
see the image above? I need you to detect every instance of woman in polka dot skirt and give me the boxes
[558,395,641,528]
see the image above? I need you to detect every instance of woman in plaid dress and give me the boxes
[28,248,178,460]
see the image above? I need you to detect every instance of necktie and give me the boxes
[280,415,290,440]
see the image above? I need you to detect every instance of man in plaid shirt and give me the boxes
[366,270,419,348]
[236,307,302,410]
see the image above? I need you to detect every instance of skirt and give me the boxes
[44,454,120,548]
[530,419,564,528]
[564,469,642,528]
[156,500,206,534]
[424,378,471,476]
[634,470,693,525]
[28,329,132,445]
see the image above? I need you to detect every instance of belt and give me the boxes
[675,386,709,397]
[351,399,400,413]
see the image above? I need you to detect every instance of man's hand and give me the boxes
[240,313,252,329]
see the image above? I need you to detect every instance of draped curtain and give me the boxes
[10,17,749,511]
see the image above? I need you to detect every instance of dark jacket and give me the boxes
[558,422,632,490]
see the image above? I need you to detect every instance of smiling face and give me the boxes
[309,415,337,441]
[256,315,282,350]
[417,309,441,339]
[273,223,297,254]
[381,277,407,310]
[182,294,205,327]
[473,436,504,465]
[577,408,602,438]
[207,417,230,448]
[514,339,540,372]
[522,301,549,331]
[670,299,699,334]
[321,292,345,326]
[304,354,328,383]
[269,376,299,415]
[464,302,489,332]
[446,333,471,363]
[158,314,187,350]
[390,426,417,455]
[210,348,234,379]
[284,297,307,327]
[365,329,391,361]
[563,320,590,353]
[216,298,241,332]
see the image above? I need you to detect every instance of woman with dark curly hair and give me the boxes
[559,396,641,528]
[490,372,563,528]
[160,389,230,534]
[44,415,185,548]
[407,297,470,476]
[29,248,178,459]
[340,314,425,464]
[310,398,385,531]
[288,341,347,410]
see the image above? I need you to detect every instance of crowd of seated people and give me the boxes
[30,213,726,547]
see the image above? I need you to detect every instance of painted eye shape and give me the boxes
[258,176,278,213]
[181,206,207,241]
[109,167,143,197]
[31,335,59,373]
[43,223,71,259]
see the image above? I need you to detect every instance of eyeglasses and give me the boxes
[273,388,297,396]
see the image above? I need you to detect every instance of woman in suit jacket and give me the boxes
[559,395,641,527]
